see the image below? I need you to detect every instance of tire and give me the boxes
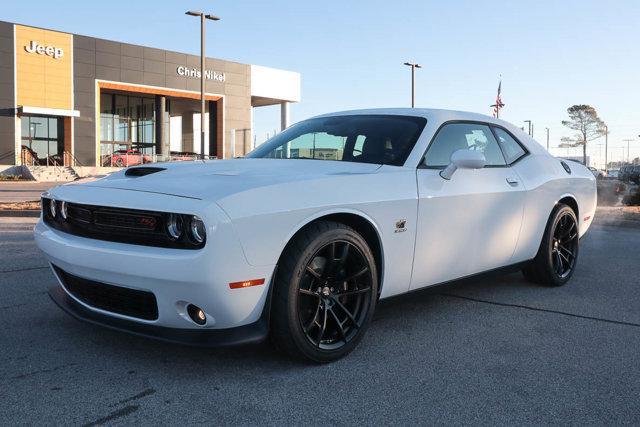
[270,220,378,363]
[522,204,579,286]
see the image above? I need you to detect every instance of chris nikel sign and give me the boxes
[24,40,64,59]
[176,66,225,82]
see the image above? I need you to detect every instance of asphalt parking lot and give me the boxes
[1,218,639,425]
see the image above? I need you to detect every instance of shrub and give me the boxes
[622,187,640,206]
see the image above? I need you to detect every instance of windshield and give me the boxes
[246,115,427,166]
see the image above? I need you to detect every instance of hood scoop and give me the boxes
[125,167,166,177]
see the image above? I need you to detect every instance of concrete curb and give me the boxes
[0,210,40,218]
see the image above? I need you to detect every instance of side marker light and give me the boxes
[229,278,265,289]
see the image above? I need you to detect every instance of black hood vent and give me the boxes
[125,167,166,177]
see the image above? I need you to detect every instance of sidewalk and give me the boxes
[0,181,60,203]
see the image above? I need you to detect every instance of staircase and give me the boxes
[25,166,79,182]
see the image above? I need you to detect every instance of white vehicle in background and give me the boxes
[35,109,597,362]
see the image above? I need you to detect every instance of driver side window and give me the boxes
[424,123,506,168]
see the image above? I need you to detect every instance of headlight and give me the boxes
[60,201,68,220]
[189,216,206,244]
[49,199,57,218]
[166,213,183,240]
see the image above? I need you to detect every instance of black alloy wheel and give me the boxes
[297,240,374,350]
[271,221,378,362]
[522,204,580,286]
[550,211,579,279]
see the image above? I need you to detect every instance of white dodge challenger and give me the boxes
[35,109,596,362]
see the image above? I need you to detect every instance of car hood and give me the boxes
[75,159,382,201]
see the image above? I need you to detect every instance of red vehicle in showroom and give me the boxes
[103,149,150,167]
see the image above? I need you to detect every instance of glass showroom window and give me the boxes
[20,115,63,166]
[100,93,156,159]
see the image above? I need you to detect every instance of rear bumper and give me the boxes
[49,285,269,348]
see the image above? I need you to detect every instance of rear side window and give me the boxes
[424,123,506,167]
[493,127,526,164]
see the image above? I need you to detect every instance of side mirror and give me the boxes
[439,149,486,180]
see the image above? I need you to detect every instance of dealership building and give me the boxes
[0,21,300,176]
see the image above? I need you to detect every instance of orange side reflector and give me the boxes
[583,215,591,222]
[229,278,265,289]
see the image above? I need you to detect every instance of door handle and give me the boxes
[506,177,520,186]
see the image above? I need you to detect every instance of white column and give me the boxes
[281,102,290,158]
[280,101,290,131]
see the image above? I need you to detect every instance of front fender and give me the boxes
[220,168,419,298]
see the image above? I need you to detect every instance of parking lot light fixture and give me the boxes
[186,10,220,158]
[403,62,422,108]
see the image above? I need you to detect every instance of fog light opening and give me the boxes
[187,304,207,325]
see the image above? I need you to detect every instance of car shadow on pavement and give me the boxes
[55,270,535,369]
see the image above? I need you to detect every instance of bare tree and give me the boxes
[560,105,606,165]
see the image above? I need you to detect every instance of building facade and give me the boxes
[0,21,300,169]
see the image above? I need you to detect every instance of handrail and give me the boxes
[19,148,64,177]
[62,150,84,167]
[20,148,36,167]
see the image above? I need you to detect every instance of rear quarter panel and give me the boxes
[511,155,596,263]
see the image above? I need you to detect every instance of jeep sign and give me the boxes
[24,40,64,59]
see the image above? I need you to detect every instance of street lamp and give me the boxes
[186,10,220,158]
[524,120,532,136]
[603,125,608,172]
[623,138,634,163]
[403,62,422,108]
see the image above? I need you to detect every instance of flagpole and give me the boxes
[490,78,504,118]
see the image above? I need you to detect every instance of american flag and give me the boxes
[491,80,505,118]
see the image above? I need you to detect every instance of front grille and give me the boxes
[94,210,158,231]
[53,265,158,321]
[42,199,203,249]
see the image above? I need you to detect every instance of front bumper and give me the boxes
[49,285,269,347]
[35,185,277,335]
[36,214,275,330]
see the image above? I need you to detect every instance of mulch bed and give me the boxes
[0,201,40,211]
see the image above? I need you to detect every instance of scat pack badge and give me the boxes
[394,219,407,233]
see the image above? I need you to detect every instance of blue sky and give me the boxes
[4,0,639,165]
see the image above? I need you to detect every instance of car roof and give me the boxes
[312,108,547,157]
[314,107,515,124]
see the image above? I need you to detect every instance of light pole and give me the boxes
[186,10,220,158]
[604,125,608,171]
[403,62,422,108]
[623,138,634,163]
[545,127,549,151]
[597,143,603,169]
[524,120,532,136]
